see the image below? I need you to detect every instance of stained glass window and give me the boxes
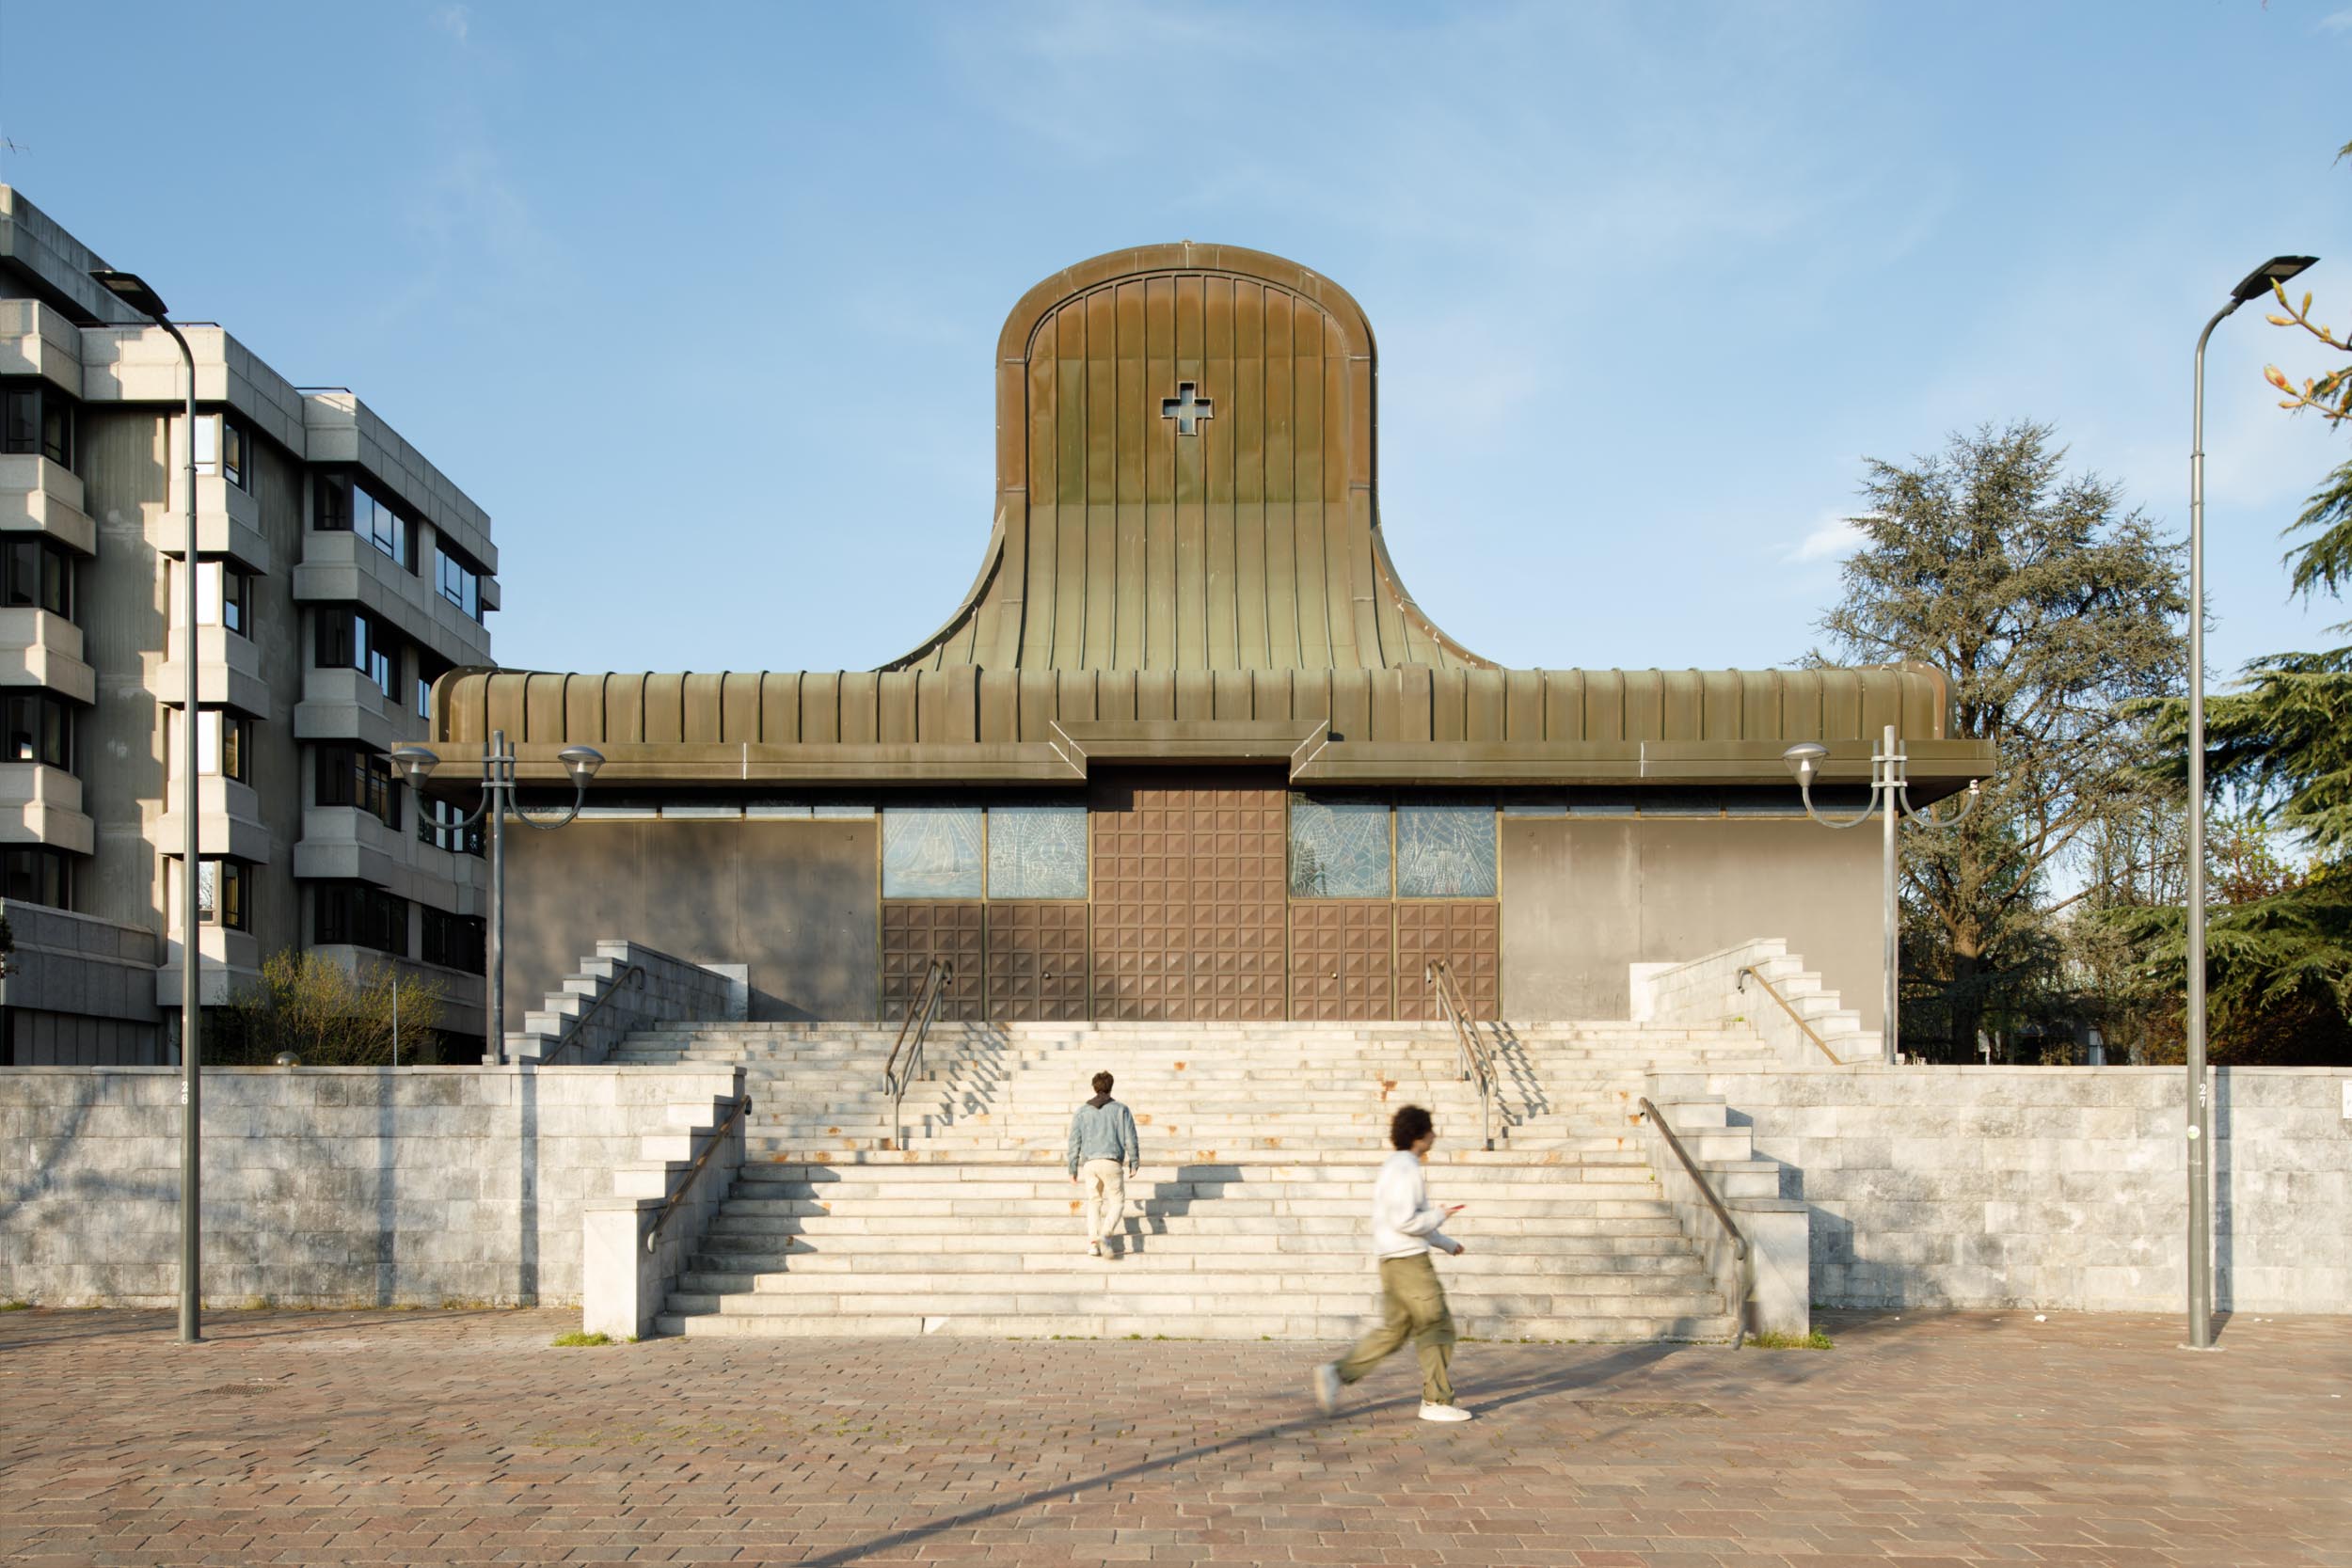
[1397,803,1497,897]
[882,805,983,897]
[988,804,1088,898]
[1289,796,1391,898]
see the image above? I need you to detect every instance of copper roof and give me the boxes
[436,245,1994,792]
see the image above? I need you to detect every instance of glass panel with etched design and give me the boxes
[1288,795,1391,898]
[1397,803,1497,897]
[882,805,984,898]
[987,804,1088,898]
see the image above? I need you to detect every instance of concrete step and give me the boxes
[655,1309,1740,1341]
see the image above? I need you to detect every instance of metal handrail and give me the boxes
[1634,1096,1751,1341]
[1426,959,1496,1151]
[536,965,645,1065]
[644,1093,752,1254]
[1737,965,1843,1065]
[883,958,953,1151]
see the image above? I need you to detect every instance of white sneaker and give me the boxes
[1418,1402,1473,1423]
[1312,1362,1342,1416]
[1088,1240,1102,1257]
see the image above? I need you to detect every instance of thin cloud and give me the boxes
[1788,513,1867,564]
[432,5,469,43]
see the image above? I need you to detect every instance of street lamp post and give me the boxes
[89,268,203,1344]
[1781,726,1979,1065]
[390,733,603,1062]
[2183,253,2318,1352]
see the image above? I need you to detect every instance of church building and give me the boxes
[435,245,1988,1035]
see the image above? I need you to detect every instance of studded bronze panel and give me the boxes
[1091,770,1286,1022]
[1289,901,1394,1021]
[880,901,985,1022]
[1396,901,1500,1021]
[985,902,1089,1022]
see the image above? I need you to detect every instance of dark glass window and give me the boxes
[5,693,72,769]
[315,881,407,956]
[421,907,485,971]
[315,743,402,830]
[2,381,74,468]
[435,543,485,622]
[5,537,74,619]
[416,796,485,857]
[2,847,72,910]
[195,859,249,931]
[311,472,417,571]
[313,607,399,700]
[193,414,249,492]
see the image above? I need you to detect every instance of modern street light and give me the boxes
[1782,726,1979,1066]
[390,733,603,1062]
[90,267,203,1345]
[2183,253,2318,1352]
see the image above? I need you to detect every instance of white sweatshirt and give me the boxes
[1370,1148,1456,1259]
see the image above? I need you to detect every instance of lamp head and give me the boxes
[557,745,605,787]
[2232,254,2318,303]
[88,269,171,320]
[1781,741,1830,786]
[389,746,440,790]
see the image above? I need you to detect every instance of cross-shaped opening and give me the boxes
[1160,382,1214,436]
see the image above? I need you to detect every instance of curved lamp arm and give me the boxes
[510,746,606,829]
[1782,742,1876,829]
[390,744,604,831]
[1902,778,1982,830]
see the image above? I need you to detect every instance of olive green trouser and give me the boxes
[1334,1252,1456,1405]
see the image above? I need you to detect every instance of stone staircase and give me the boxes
[612,1019,1781,1343]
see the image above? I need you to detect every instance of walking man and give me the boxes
[1067,1070,1140,1258]
[1313,1103,1472,1422]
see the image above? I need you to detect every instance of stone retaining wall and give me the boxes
[0,1064,739,1307]
[1649,1064,2352,1314]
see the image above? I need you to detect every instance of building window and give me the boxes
[1288,795,1391,898]
[1,381,74,468]
[168,559,249,637]
[192,413,250,492]
[1396,802,1498,898]
[434,542,485,622]
[416,796,485,857]
[315,881,407,955]
[5,693,73,769]
[312,472,418,571]
[2,847,72,910]
[882,805,984,898]
[985,804,1088,898]
[172,708,251,783]
[195,859,250,931]
[413,653,449,722]
[313,606,399,700]
[2,537,73,620]
[316,743,402,830]
[421,907,485,971]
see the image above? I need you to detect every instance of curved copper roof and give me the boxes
[886,243,1488,673]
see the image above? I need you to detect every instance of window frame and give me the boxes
[194,858,250,932]
[4,536,74,621]
[2,380,75,469]
[313,880,409,956]
[5,691,74,770]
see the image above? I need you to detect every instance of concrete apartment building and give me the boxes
[0,185,498,1063]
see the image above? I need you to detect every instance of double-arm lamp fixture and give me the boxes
[389,733,604,1062]
[1781,729,1979,1066]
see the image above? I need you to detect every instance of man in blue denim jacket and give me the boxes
[1066,1070,1141,1259]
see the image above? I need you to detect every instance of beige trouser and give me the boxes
[1334,1252,1457,1405]
[1079,1158,1126,1243]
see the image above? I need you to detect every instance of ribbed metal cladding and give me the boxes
[435,664,1955,749]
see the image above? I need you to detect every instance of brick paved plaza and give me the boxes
[3,1309,2346,1567]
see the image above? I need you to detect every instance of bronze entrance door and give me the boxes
[1089,770,1286,1021]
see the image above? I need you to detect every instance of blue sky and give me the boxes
[4,1,2348,685]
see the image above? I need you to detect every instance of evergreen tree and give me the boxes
[1814,422,2187,1060]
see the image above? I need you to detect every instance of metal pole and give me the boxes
[2185,303,2232,1351]
[487,729,506,1066]
[165,322,202,1345]
[392,978,400,1069]
[1881,722,1899,1066]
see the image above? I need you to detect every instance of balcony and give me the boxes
[0,298,86,391]
[293,803,405,888]
[153,776,272,864]
[294,666,414,752]
[294,530,492,666]
[0,453,97,555]
[305,943,485,1038]
[0,608,95,704]
[142,474,272,575]
[0,762,93,854]
[156,626,269,717]
[0,899,162,1026]
[153,927,261,1008]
